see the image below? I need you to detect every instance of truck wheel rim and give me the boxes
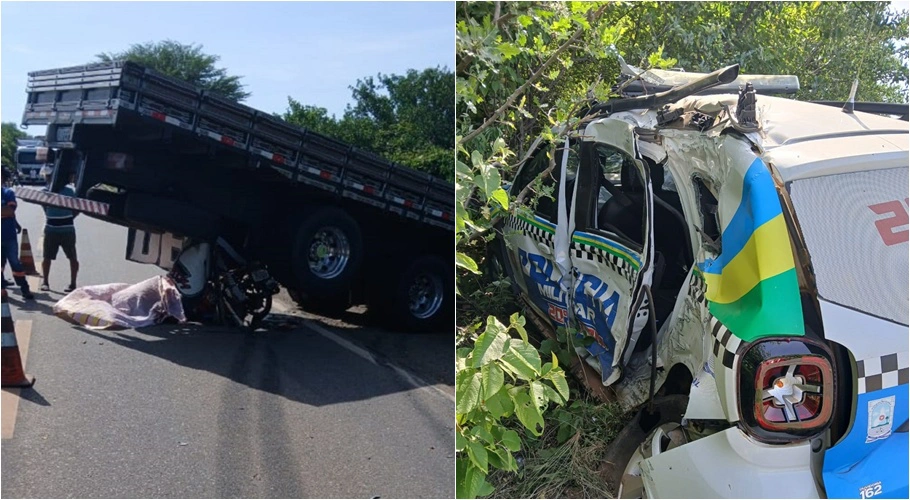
[409,272,444,319]
[308,227,350,279]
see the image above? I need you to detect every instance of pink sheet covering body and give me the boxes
[53,276,187,329]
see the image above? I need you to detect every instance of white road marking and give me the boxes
[301,319,455,404]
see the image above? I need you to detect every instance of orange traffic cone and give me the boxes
[1,289,35,388]
[19,228,39,276]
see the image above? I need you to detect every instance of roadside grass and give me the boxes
[488,393,631,499]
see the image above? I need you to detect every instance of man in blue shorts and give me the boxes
[1,169,34,299]
[40,170,79,292]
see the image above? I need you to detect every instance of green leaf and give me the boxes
[491,137,508,156]
[487,447,505,469]
[547,371,571,402]
[540,381,565,405]
[455,458,470,499]
[475,163,502,199]
[456,370,482,415]
[466,440,489,472]
[456,430,468,451]
[500,340,542,379]
[473,317,508,366]
[490,187,509,210]
[456,458,486,499]
[501,429,521,452]
[530,380,548,409]
[456,347,471,371]
[557,422,575,444]
[539,339,557,357]
[484,387,514,418]
[509,312,528,342]
[456,160,473,180]
[481,363,505,397]
[517,14,533,27]
[470,149,484,168]
[471,425,495,445]
[456,252,481,274]
[497,43,521,60]
[511,390,545,436]
[477,478,495,497]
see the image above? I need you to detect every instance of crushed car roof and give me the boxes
[654,93,908,181]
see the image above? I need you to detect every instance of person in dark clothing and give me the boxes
[40,170,79,292]
[1,169,34,299]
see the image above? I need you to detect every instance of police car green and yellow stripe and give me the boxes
[701,158,804,342]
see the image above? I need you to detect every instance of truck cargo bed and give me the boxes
[22,61,454,231]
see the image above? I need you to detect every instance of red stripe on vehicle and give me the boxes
[273,154,285,164]
[364,186,374,195]
[151,112,166,121]
[320,171,332,180]
[221,136,235,146]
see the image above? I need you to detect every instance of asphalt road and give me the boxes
[1,201,454,498]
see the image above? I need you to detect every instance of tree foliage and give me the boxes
[97,40,250,101]
[282,67,455,181]
[1,122,28,172]
[610,1,909,103]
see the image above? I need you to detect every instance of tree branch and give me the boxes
[459,5,607,146]
[456,55,475,75]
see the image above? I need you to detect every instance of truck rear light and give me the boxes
[738,339,836,443]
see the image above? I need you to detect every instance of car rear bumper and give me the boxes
[641,427,821,498]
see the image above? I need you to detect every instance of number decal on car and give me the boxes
[859,481,883,499]
[869,199,909,246]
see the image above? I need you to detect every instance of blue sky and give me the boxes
[1,1,453,134]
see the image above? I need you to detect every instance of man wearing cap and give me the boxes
[1,169,34,299]
[40,170,80,292]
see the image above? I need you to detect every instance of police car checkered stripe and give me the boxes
[570,240,637,284]
[689,271,740,369]
[507,216,554,246]
[856,352,910,394]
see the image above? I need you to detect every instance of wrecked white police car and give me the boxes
[490,64,908,498]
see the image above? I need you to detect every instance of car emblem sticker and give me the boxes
[866,395,895,443]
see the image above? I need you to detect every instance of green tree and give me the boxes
[282,67,456,181]
[1,122,28,172]
[97,40,250,101]
[608,1,909,103]
[347,68,456,181]
[281,98,343,138]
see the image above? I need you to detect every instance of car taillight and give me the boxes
[738,338,836,444]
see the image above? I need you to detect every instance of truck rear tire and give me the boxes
[376,255,452,332]
[291,207,363,297]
